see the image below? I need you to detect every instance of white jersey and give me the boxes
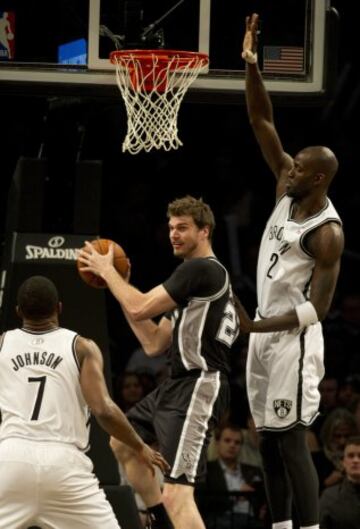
[0,327,90,450]
[257,195,342,318]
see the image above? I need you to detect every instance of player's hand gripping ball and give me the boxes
[77,239,129,288]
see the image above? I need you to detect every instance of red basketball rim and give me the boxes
[110,49,209,69]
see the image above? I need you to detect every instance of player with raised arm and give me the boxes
[78,195,240,529]
[238,13,345,529]
[0,275,168,529]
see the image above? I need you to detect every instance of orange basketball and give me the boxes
[77,239,129,289]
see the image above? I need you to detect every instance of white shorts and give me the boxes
[0,438,120,529]
[246,323,324,431]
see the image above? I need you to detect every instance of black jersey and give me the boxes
[163,257,239,377]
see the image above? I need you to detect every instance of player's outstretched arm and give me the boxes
[77,336,170,474]
[242,13,292,195]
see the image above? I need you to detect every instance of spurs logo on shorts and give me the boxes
[182,451,194,470]
[273,399,292,418]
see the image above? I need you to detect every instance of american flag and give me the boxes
[263,46,304,74]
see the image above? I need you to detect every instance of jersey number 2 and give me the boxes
[217,301,239,347]
[267,252,279,279]
[28,376,47,420]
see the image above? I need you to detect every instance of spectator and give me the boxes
[319,435,360,528]
[126,345,169,378]
[313,407,359,490]
[337,375,360,409]
[114,371,145,412]
[197,423,265,529]
[319,377,339,413]
[311,376,339,440]
[206,410,263,469]
[350,397,360,433]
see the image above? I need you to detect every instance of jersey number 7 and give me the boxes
[28,376,47,420]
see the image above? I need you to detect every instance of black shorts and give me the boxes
[127,370,229,485]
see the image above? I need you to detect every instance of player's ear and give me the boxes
[314,171,326,184]
[15,305,22,318]
[57,302,63,315]
[202,225,210,239]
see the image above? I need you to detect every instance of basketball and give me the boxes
[77,239,129,288]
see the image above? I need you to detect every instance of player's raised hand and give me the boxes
[242,13,259,63]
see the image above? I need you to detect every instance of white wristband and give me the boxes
[242,50,258,64]
[295,301,318,328]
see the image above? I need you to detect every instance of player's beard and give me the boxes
[173,240,197,259]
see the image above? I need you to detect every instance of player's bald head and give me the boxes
[299,146,338,187]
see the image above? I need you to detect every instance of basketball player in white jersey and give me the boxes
[0,275,168,529]
[238,13,345,529]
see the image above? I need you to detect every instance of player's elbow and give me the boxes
[130,310,145,322]
[91,398,114,421]
[248,115,259,128]
[249,115,269,131]
[311,302,328,322]
[142,342,165,357]
[316,307,328,322]
[127,304,148,321]
[144,329,171,357]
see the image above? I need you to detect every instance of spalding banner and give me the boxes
[11,233,94,264]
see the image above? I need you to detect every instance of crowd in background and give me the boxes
[111,323,360,529]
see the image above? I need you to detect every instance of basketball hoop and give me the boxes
[110,49,209,154]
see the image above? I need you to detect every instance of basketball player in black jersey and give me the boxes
[78,196,240,529]
[238,13,344,529]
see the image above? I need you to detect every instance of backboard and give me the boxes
[0,0,336,95]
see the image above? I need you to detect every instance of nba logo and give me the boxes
[0,11,15,60]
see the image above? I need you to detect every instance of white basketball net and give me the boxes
[111,51,208,155]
